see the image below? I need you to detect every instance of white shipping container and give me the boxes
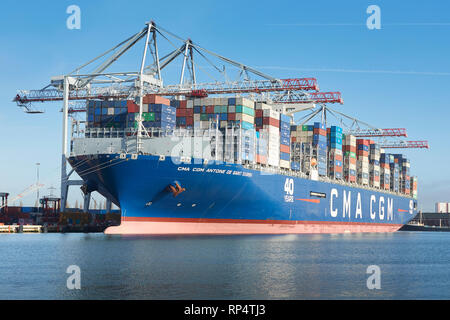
[214,98,228,106]
[143,104,149,113]
[194,114,201,122]
[260,125,280,136]
[235,113,254,123]
[371,181,381,188]
[202,98,212,105]
[262,109,280,119]
[235,97,254,108]
[359,178,369,185]
[255,102,271,110]
[200,121,209,129]
[107,108,114,115]
[279,159,290,169]
[187,100,194,108]
[193,98,202,106]
[228,105,236,113]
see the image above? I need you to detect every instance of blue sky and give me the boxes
[0,0,449,211]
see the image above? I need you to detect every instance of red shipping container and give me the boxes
[143,94,170,105]
[179,100,187,108]
[357,150,369,157]
[330,154,343,161]
[228,113,236,121]
[356,139,370,146]
[255,110,263,118]
[330,166,343,173]
[262,117,280,128]
[127,100,139,113]
[207,106,215,114]
[292,137,297,142]
[280,144,290,153]
[185,109,194,116]
[313,128,326,136]
[186,117,194,126]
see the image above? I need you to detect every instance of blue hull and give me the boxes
[68,154,417,234]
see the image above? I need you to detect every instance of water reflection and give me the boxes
[0,232,449,299]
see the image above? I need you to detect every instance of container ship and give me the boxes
[15,22,420,235]
[68,95,418,235]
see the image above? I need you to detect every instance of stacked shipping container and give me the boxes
[356,139,370,185]
[380,153,392,190]
[85,95,416,197]
[279,114,291,169]
[369,142,381,188]
[328,126,343,179]
[343,134,357,183]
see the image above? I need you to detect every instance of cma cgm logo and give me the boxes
[329,188,399,221]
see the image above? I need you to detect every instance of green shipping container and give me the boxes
[344,151,356,158]
[302,125,309,131]
[214,106,221,113]
[200,114,208,121]
[143,112,155,121]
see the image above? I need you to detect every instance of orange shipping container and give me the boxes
[143,94,170,105]
[280,144,290,153]
[256,154,267,164]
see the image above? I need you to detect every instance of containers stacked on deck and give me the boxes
[279,114,292,169]
[356,139,370,185]
[224,126,255,164]
[369,142,381,188]
[343,134,357,183]
[86,100,128,129]
[410,176,418,199]
[380,153,392,190]
[313,122,327,176]
[176,96,256,131]
[256,131,268,165]
[327,126,343,179]
[141,95,176,131]
[255,103,280,167]
[122,95,176,131]
[390,155,400,192]
[399,156,411,195]
[290,125,314,173]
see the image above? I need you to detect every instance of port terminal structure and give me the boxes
[13,21,428,213]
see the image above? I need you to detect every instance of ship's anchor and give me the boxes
[167,181,186,197]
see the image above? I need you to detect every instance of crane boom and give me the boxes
[348,128,408,137]
[380,141,429,149]
[14,77,320,103]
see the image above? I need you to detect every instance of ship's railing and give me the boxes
[82,127,224,139]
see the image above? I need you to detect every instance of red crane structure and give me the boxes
[379,141,429,149]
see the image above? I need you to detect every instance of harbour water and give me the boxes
[0,231,449,300]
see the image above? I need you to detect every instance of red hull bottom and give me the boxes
[105,218,402,235]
